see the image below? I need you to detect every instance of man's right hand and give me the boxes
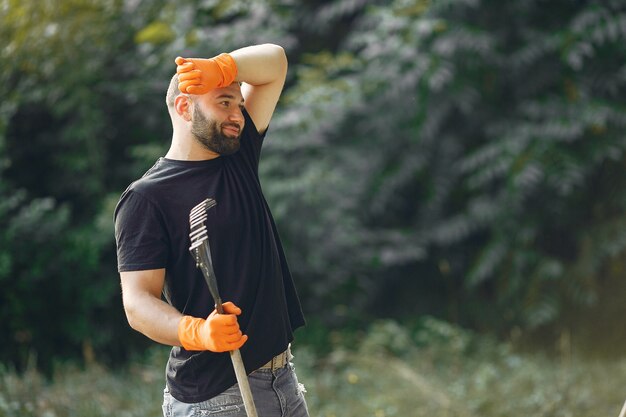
[177,301,248,352]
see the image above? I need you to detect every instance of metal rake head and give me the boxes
[189,198,217,255]
[188,198,223,310]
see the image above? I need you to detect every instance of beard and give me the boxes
[190,104,241,156]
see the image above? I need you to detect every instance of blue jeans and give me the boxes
[162,363,310,417]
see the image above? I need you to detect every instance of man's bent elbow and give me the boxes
[264,43,288,73]
[278,45,288,73]
[121,291,151,334]
[123,302,143,332]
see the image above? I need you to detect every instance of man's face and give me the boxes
[190,84,245,156]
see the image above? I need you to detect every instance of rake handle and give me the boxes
[209,291,258,417]
[189,198,258,417]
[229,349,257,417]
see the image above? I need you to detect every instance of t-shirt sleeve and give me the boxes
[238,108,267,172]
[114,189,169,272]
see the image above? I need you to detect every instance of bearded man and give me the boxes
[114,44,309,417]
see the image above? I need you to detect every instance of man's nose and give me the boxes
[228,108,244,124]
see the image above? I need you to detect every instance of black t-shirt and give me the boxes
[114,110,305,403]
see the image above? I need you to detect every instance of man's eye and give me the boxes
[220,101,230,106]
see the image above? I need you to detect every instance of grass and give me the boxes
[1,318,625,417]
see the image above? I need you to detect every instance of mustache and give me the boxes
[221,122,241,133]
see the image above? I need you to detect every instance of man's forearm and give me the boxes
[124,290,184,347]
[230,43,288,86]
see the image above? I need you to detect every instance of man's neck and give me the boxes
[165,132,220,161]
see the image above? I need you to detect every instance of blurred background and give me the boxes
[1,0,626,416]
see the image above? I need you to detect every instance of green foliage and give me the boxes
[0,183,126,371]
[296,319,626,417]
[2,320,625,417]
[0,360,164,417]
[1,0,626,369]
[135,21,176,45]
[262,0,626,338]
[0,0,169,369]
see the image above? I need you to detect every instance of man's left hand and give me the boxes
[175,54,238,95]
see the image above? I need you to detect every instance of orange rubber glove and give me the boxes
[178,301,248,352]
[175,53,238,95]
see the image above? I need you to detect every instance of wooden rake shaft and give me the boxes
[189,198,258,417]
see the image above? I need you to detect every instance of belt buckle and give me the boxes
[271,351,285,370]
[259,347,290,371]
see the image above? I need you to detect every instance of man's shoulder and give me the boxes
[116,159,170,210]
[126,158,179,194]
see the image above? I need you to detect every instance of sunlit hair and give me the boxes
[166,74,244,108]
[166,73,180,108]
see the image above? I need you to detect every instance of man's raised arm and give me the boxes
[175,43,288,134]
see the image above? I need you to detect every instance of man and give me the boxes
[114,44,309,417]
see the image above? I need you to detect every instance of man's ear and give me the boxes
[174,95,192,121]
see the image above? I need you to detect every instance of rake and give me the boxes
[189,198,258,417]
